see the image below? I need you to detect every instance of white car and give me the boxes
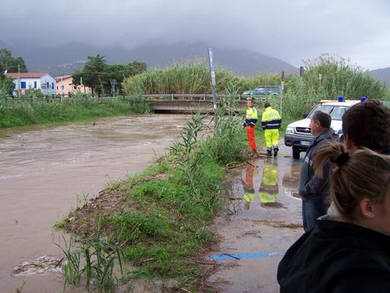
[284,100,360,159]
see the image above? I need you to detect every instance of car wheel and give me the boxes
[292,147,300,160]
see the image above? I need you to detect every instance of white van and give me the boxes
[284,100,360,159]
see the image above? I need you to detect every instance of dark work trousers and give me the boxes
[302,197,328,232]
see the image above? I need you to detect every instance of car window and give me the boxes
[308,104,349,120]
[330,106,349,120]
[308,105,334,118]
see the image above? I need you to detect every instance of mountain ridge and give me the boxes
[1,41,297,76]
[369,67,390,86]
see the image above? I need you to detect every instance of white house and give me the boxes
[5,72,56,96]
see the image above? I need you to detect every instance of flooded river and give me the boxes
[0,114,189,292]
[1,114,304,292]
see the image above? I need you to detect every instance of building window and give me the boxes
[34,81,37,89]
[20,81,26,89]
[51,83,54,89]
[46,82,49,89]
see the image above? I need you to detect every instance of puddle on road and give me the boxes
[226,154,302,223]
[208,148,304,293]
[0,114,190,292]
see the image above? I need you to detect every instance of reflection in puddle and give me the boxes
[230,153,302,217]
[242,159,280,209]
[208,151,304,292]
[281,159,302,200]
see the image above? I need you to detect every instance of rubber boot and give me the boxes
[267,149,272,157]
[273,147,279,157]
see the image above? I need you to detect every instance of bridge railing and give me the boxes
[143,94,215,101]
[143,93,273,103]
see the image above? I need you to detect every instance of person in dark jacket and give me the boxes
[278,144,390,293]
[299,111,335,232]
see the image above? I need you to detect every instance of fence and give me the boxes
[1,93,276,104]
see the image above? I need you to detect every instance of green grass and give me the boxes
[0,96,150,128]
[123,57,387,122]
[58,92,249,290]
[123,63,281,95]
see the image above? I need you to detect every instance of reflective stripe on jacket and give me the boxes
[261,106,282,129]
[245,107,258,126]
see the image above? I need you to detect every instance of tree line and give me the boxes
[0,48,146,97]
[72,55,146,96]
[0,48,27,95]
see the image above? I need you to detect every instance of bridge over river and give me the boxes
[146,94,261,113]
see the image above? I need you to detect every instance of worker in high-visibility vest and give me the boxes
[243,97,259,155]
[261,102,282,157]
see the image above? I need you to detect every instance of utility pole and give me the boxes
[280,71,285,115]
[80,76,85,94]
[299,66,305,77]
[208,48,218,116]
[17,64,20,98]
[61,76,64,96]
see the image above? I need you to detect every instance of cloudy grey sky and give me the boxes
[1,0,389,69]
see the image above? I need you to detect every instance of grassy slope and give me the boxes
[57,113,250,290]
[0,97,150,128]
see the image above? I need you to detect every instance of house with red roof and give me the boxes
[5,72,56,96]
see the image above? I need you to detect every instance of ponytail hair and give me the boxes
[314,143,390,219]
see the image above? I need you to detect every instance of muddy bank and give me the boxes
[0,114,189,292]
[207,145,303,292]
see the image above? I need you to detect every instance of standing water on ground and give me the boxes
[0,114,189,292]
[208,145,303,293]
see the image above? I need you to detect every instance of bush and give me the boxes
[0,74,15,96]
[123,63,280,95]
[286,56,385,98]
[281,55,387,120]
[0,96,151,128]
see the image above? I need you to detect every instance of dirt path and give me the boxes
[207,145,303,292]
[0,114,189,293]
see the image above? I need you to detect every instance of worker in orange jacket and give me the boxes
[243,97,259,155]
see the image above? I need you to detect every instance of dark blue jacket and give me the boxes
[298,130,335,199]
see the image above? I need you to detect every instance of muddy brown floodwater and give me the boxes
[207,145,303,293]
[0,114,190,293]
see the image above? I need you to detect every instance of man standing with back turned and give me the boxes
[261,102,282,157]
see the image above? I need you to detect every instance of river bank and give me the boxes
[0,114,189,292]
[57,113,248,291]
[0,96,150,129]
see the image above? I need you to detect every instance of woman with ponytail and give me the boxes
[278,143,390,293]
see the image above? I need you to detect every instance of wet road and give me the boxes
[0,114,189,293]
[208,145,303,293]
